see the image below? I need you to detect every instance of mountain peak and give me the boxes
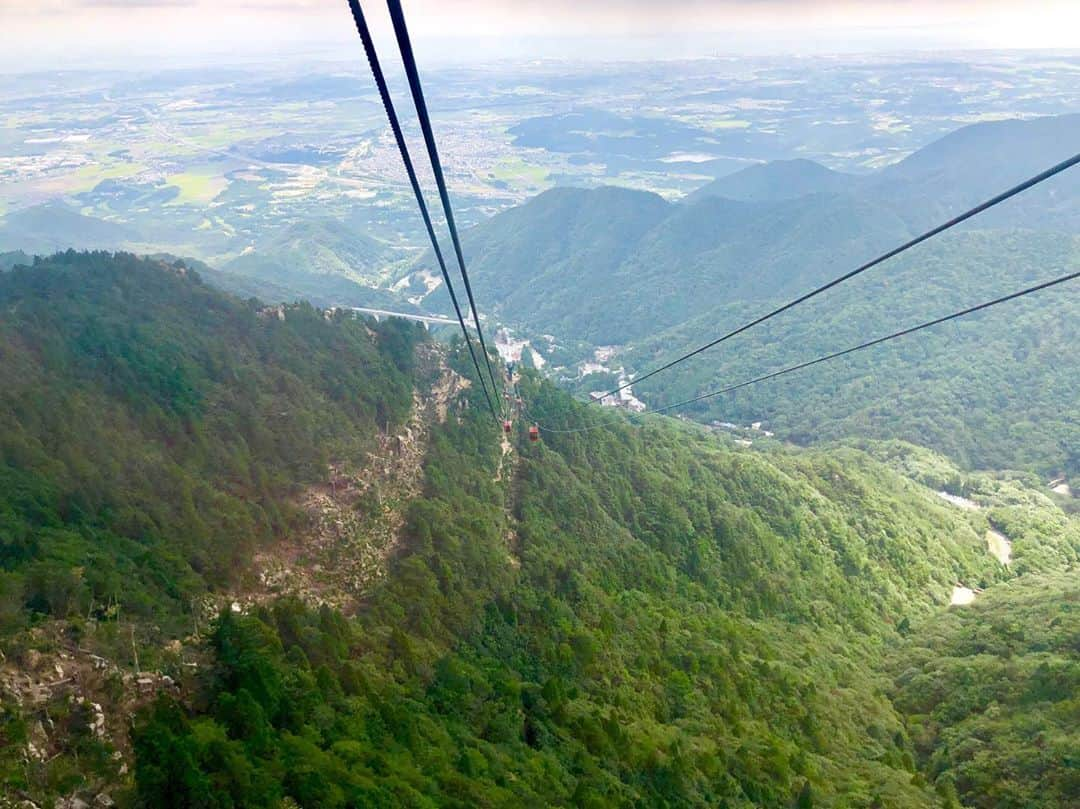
[686,158,859,204]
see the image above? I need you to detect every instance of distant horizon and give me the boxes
[3,0,1080,72]
[2,42,1079,78]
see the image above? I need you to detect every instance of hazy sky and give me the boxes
[3,1,1079,71]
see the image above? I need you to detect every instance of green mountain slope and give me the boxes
[125,378,1078,808]
[617,191,911,329]
[686,159,861,204]
[2,253,1076,807]
[435,186,911,345]
[873,113,1080,231]
[413,185,669,329]
[629,229,1080,477]
[0,251,421,634]
[890,570,1080,809]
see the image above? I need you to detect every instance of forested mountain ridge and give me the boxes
[0,251,423,629]
[628,229,1080,477]
[432,185,912,344]
[404,114,1080,476]
[451,185,670,322]
[1,252,1077,807]
[412,115,1078,342]
[685,158,860,204]
[873,113,1080,231]
[689,113,1080,228]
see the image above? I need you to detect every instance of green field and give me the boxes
[707,118,752,130]
[491,157,550,187]
[165,171,229,205]
[69,161,148,193]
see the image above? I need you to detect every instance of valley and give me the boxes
[1,33,1078,809]
[3,53,1079,273]
[0,250,1076,808]
[405,114,1080,479]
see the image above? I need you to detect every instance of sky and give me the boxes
[2,1,1079,71]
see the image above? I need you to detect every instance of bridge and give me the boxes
[347,306,464,328]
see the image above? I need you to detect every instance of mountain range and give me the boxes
[0,206,416,312]
[436,113,1079,336]
[0,253,1075,807]
[690,113,1080,230]
[404,113,1080,475]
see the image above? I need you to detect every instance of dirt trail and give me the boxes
[495,434,513,482]
[935,491,980,510]
[986,529,1012,566]
[934,491,1011,606]
[950,585,977,606]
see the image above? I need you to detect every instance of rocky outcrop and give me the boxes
[240,346,468,613]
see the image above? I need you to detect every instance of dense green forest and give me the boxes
[1,254,1077,807]
[417,115,1080,476]
[126,379,1078,808]
[0,251,421,639]
[630,229,1080,477]
[890,571,1079,809]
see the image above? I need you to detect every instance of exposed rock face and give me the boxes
[241,345,468,612]
[0,624,190,809]
[0,344,475,806]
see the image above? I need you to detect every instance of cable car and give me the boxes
[529,425,540,442]
[503,419,512,435]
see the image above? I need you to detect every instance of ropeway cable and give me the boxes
[653,269,1080,414]
[344,0,499,421]
[385,0,504,413]
[529,269,1080,434]
[594,152,1080,403]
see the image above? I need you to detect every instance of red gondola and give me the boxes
[503,420,512,434]
[529,425,540,442]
